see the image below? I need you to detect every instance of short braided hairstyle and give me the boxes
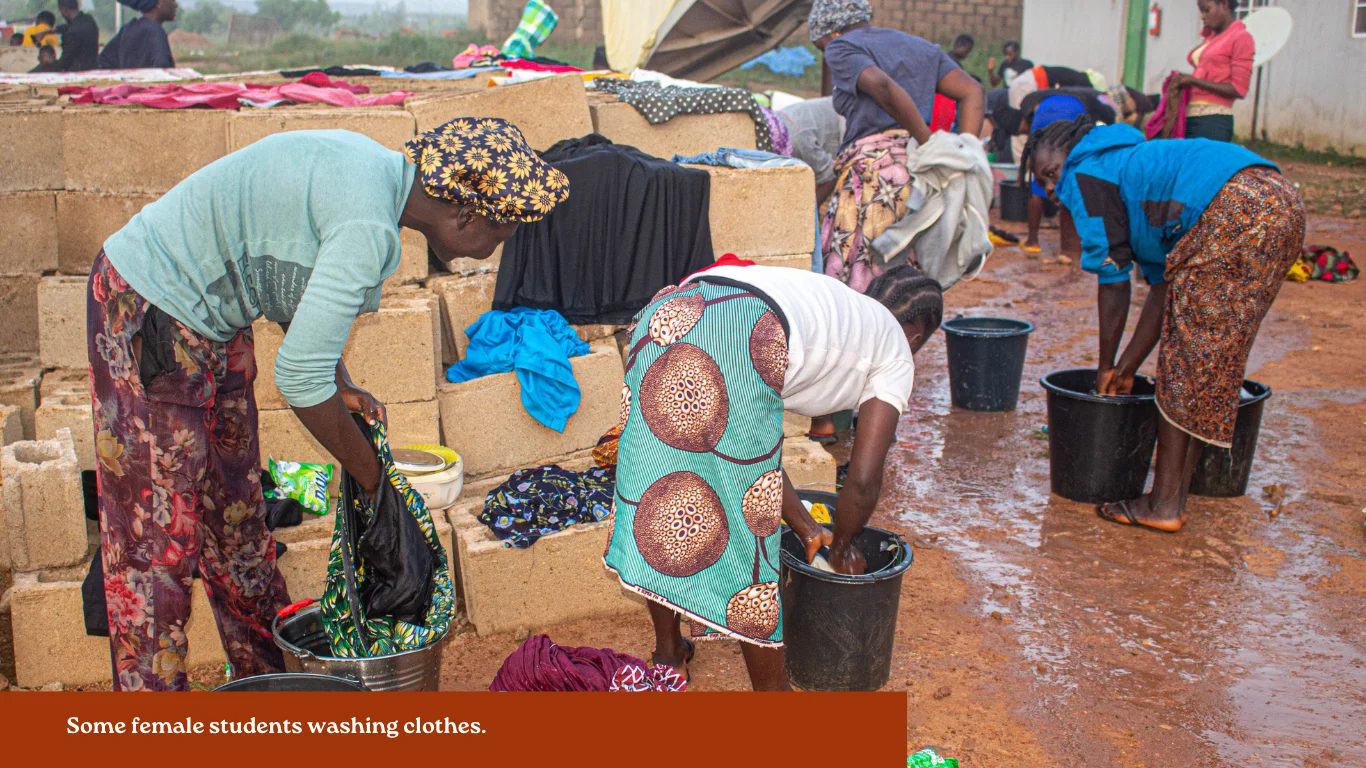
[866,264,943,340]
[1211,0,1240,11]
[1018,114,1097,187]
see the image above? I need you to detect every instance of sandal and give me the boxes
[806,430,837,445]
[652,637,695,682]
[1021,243,1042,254]
[1096,501,1180,534]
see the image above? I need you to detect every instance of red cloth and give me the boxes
[1187,19,1254,108]
[489,635,651,692]
[1145,71,1190,140]
[930,93,957,133]
[686,252,755,281]
[500,58,583,74]
[59,78,411,110]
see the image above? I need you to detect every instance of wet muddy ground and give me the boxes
[435,211,1366,766]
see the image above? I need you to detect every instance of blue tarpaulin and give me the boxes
[740,46,817,77]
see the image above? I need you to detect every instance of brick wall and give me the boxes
[469,0,1023,53]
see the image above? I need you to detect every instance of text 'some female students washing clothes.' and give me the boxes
[1025,117,1304,534]
[90,119,567,690]
[604,260,944,690]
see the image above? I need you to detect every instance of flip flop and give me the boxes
[1095,501,1179,534]
[1021,243,1042,254]
[806,431,837,445]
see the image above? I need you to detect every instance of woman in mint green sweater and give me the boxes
[88,118,567,691]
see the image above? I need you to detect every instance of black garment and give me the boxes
[494,134,715,324]
[1019,86,1116,128]
[55,12,99,71]
[996,56,1034,81]
[403,62,449,73]
[96,17,173,70]
[279,66,382,77]
[1042,65,1093,89]
[594,78,774,152]
[1184,114,1235,142]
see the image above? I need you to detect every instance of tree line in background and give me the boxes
[1,0,348,37]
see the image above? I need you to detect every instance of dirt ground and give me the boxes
[4,178,1363,766]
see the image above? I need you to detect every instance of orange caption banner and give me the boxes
[0,691,906,767]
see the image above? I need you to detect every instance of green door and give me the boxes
[1123,0,1148,90]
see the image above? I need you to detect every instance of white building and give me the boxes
[1020,0,1366,154]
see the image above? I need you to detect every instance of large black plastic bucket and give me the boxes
[943,317,1033,412]
[1041,369,1159,504]
[998,180,1028,222]
[780,491,912,691]
[213,673,366,692]
[1189,379,1272,497]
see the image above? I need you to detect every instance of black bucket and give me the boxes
[943,317,1033,412]
[780,491,912,691]
[213,673,367,692]
[1189,380,1272,497]
[1041,369,1159,504]
[998,180,1028,222]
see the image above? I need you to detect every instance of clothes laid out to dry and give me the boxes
[1288,245,1358,283]
[319,417,455,658]
[479,465,615,549]
[595,78,774,152]
[280,66,383,78]
[60,72,412,109]
[494,134,715,325]
[490,634,686,692]
[446,308,589,432]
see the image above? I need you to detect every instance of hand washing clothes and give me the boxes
[479,465,615,548]
[446,308,590,432]
[494,135,715,325]
[595,78,774,152]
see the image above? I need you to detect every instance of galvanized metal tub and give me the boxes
[271,601,447,692]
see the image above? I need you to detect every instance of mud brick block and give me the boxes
[0,274,40,356]
[37,276,88,370]
[253,291,441,411]
[0,192,57,273]
[55,192,158,274]
[428,272,496,362]
[782,436,837,490]
[438,342,622,479]
[2,428,87,570]
[63,107,228,194]
[784,411,813,438]
[405,75,593,151]
[589,100,757,158]
[10,571,226,688]
[395,227,430,285]
[408,228,502,281]
[0,356,41,439]
[697,164,815,259]
[258,399,440,497]
[754,252,815,272]
[35,369,93,471]
[229,108,417,152]
[0,107,63,191]
[448,497,637,636]
[0,403,21,445]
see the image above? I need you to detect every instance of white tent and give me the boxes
[603,0,814,82]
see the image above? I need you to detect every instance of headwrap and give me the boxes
[808,0,873,42]
[403,116,569,225]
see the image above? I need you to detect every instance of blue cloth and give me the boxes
[1055,124,1276,286]
[740,46,818,77]
[1031,179,1048,198]
[824,27,958,149]
[379,67,503,80]
[1032,93,1086,134]
[446,308,590,433]
[671,147,804,169]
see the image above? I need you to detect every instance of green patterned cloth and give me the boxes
[320,421,455,657]
[501,0,558,60]
[604,280,789,647]
[907,749,959,767]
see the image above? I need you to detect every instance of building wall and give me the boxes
[1020,0,1128,82]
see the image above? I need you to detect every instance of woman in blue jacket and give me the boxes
[1023,117,1304,532]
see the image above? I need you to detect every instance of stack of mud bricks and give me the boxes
[0,74,837,682]
[870,0,1023,42]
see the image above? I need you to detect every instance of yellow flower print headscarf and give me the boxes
[404,117,570,225]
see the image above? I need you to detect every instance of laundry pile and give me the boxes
[60,72,412,109]
[490,634,686,692]
[479,465,615,549]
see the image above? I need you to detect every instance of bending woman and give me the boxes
[91,119,566,690]
[1025,117,1304,533]
[604,262,943,689]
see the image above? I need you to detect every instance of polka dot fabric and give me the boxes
[595,79,774,153]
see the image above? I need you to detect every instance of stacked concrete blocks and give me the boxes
[34,369,94,471]
[1,428,86,572]
[588,95,759,159]
[405,74,594,151]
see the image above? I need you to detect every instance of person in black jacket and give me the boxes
[97,0,177,70]
[55,0,99,72]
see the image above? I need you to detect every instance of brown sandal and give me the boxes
[1096,501,1179,534]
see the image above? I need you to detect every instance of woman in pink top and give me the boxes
[1169,0,1255,142]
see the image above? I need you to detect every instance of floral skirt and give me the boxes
[820,129,915,293]
[1158,167,1305,447]
[604,280,788,647]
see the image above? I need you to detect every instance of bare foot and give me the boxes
[1096,495,1185,533]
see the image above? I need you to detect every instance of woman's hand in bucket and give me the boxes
[827,539,867,576]
[1097,366,1135,396]
[339,384,388,426]
[802,527,834,565]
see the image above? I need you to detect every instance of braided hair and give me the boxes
[866,264,943,342]
[1018,114,1097,187]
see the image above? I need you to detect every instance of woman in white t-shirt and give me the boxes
[602,259,943,690]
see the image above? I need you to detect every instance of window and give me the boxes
[1236,0,1275,20]
[1356,0,1366,37]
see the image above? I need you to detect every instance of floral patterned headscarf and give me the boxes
[403,116,569,224]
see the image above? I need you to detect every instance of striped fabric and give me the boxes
[603,281,789,647]
[501,0,559,60]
